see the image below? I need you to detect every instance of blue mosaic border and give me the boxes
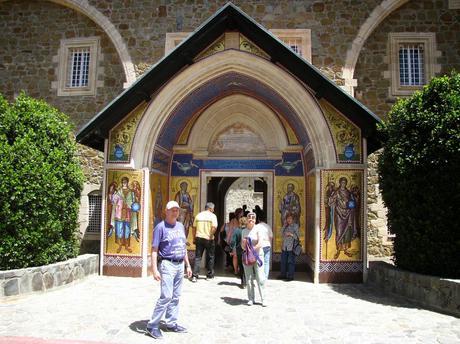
[171,152,304,176]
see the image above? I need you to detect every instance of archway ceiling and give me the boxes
[77,2,381,153]
[156,72,307,151]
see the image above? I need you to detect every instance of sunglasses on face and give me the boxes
[247,214,256,219]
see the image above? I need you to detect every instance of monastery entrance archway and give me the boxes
[100,42,371,283]
[134,50,325,278]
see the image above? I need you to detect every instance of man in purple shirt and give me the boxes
[146,200,192,339]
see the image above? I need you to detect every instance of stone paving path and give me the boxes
[0,272,459,344]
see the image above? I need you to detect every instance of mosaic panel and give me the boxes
[171,153,304,177]
[273,176,305,253]
[319,262,363,273]
[105,169,143,257]
[306,173,316,259]
[194,34,225,61]
[320,169,363,262]
[149,173,168,254]
[239,34,270,59]
[108,102,148,163]
[104,255,143,267]
[170,176,200,249]
[320,100,362,163]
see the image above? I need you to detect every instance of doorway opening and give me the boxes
[200,171,273,274]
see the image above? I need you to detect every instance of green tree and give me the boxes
[0,93,84,269]
[378,72,460,278]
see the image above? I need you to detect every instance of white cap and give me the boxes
[166,200,180,210]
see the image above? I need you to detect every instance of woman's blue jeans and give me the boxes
[280,250,295,279]
[262,246,271,279]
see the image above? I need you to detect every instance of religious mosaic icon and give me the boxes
[106,170,143,256]
[174,181,194,242]
[320,100,362,163]
[321,170,362,261]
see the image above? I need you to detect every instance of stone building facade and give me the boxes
[1,1,459,272]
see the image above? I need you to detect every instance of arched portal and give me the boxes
[128,50,334,281]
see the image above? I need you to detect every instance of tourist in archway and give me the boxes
[242,211,266,306]
[191,202,218,282]
[255,213,273,280]
[147,200,192,339]
[278,213,299,281]
[231,215,247,288]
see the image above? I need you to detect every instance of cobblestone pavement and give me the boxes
[1,272,459,344]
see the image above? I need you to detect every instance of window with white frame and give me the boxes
[271,29,312,62]
[398,43,425,86]
[389,33,437,96]
[87,192,102,233]
[164,32,191,54]
[68,47,91,87]
[57,37,99,96]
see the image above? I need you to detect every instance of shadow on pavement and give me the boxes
[128,319,148,334]
[217,281,241,287]
[221,296,248,306]
[328,283,419,311]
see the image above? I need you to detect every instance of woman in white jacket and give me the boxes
[241,212,266,307]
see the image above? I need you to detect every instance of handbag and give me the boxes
[293,234,302,256]
[242,237,263,266]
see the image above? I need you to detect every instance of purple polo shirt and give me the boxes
[152,220,186,260]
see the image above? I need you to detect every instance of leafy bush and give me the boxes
[378,72,460,278]
[0,93,84,270]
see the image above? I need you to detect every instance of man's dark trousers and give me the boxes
[193,237,215,278]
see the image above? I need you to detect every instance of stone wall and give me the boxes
[367,149,393,258]
[0,254,99,298]
[77,144,104,185]
[367,261,460,318]
[82,0,380,81]
[225,178,264,221]
[0,0,385,125]
[1,0,457,135]
[0,0,125,130]
[355,0,460,118]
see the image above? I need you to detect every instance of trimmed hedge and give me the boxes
[0,93,84,270]
[378,72,460,278]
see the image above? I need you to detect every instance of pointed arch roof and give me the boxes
[76,2,381,152]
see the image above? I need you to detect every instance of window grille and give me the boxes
[283,37,302,56]
[399,43,425,86]
[67,47,91,88]
[87,194,102,233]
